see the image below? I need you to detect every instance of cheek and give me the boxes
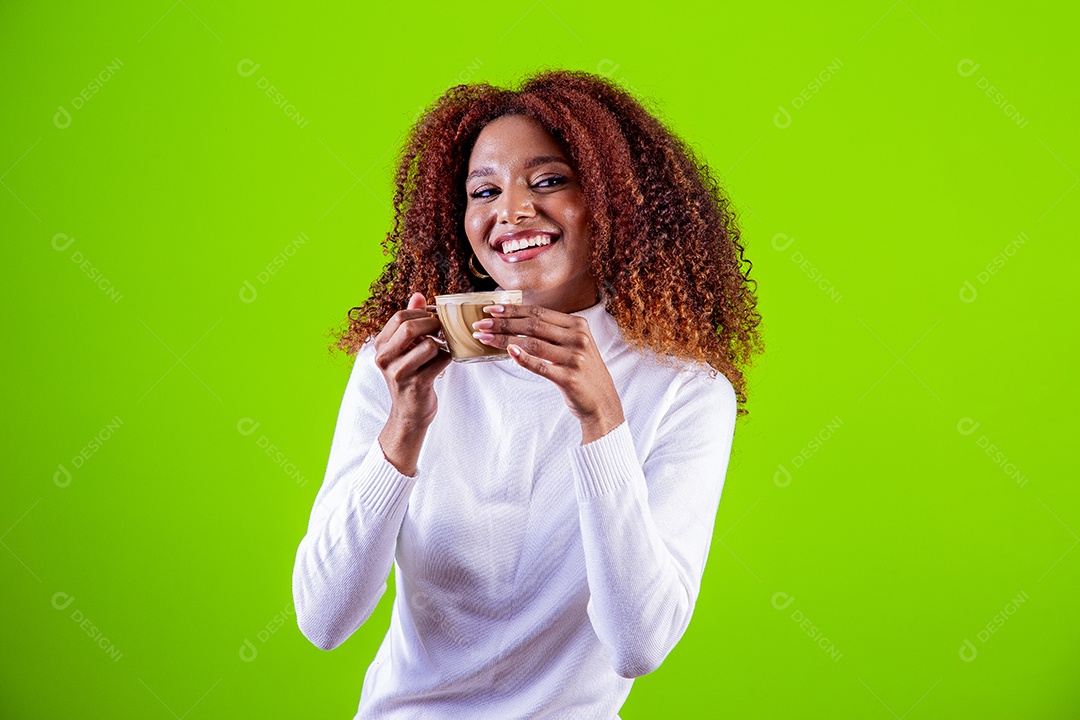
[463,209,484,244]
[560,196,592,239]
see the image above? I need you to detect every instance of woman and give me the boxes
[293,69,763,719]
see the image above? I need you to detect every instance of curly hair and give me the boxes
[330,68,764,414]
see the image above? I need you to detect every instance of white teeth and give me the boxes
[501,235,553,254]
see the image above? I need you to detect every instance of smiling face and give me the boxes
[463,114,599,314]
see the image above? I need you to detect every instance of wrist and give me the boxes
[380,411,430,477]
[387,405,432,435]
[579,408,625,445]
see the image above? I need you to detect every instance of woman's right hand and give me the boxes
[373,291,452,432]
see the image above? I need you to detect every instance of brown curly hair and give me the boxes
[330,69,764,414]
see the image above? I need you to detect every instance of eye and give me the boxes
[467,175,568,200]
[469,187,499,200]
[535,175,567,189]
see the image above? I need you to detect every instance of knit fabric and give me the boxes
[292,294,738,719]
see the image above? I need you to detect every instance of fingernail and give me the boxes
[472,319,493,330]
[483,305,504,314]
[472,331,494,342]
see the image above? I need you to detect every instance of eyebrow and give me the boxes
[466,155,571,183]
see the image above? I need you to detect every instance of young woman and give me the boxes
[293,69,763,719]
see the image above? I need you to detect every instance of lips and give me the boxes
[488,232,557,266]
[500,241,556,263]
[490,229,560,253]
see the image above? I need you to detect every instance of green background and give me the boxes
[2,1,1076,717]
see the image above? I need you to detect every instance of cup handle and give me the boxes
[424,305,448,352]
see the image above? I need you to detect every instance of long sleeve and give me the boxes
[292,340,418,651]
[568,366,738,678]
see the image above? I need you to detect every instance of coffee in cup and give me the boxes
[433,290,523,363]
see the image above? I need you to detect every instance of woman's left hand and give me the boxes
[472,303,625,444]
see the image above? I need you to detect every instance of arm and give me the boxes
[568,367,738,678]
[291,340,420,651]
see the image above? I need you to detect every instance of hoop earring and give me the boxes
[468,253,490,279]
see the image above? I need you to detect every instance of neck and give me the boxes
[497,281,601,314]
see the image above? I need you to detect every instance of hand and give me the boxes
[472,303,625,443]
[373,292,453,431]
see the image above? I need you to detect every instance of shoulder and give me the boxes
[680,361,737,407]
[673,361,737,422]
[609,338,736,439]
[644,356,737,434]
[626,340,736,406]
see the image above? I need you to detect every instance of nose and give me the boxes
[496,183,536,223]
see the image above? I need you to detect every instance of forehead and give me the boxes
[467,115,568,168]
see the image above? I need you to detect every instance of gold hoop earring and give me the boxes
[468,253,490,279]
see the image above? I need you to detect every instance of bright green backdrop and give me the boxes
[2,1,1077,718]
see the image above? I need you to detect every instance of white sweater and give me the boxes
[292,295,738,719]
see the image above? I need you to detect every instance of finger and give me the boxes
[396,315,443,351]
[374,292,435,347]
[426,333,449,353]
[415,341,454,381]
[506,342,562,380]
[481,303,578,329]
[377,315,442,365]
[376,310,431,347]
[386,335,445,379]
[473,329,578,366]
[472,315,582,347]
